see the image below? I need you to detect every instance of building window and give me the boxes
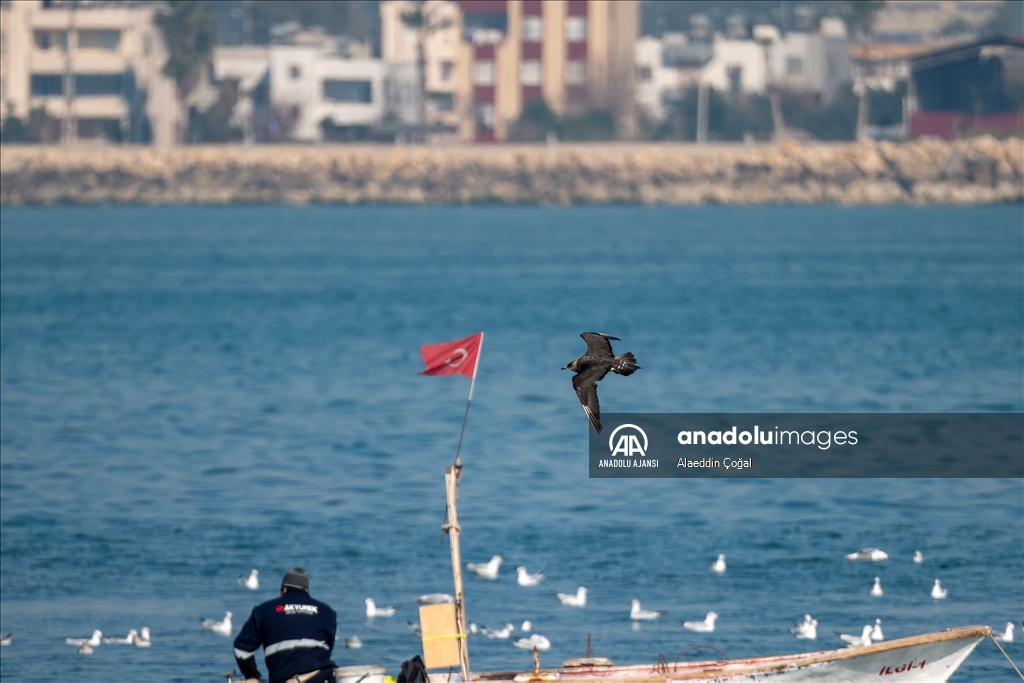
[75,73,123,96]
[429,92,454,112]
[566,17,587,42]
[290,65,301,80]
[521,60,541,86]
[786,56,803,76]
[521,16,542,41]
[636,65,652,81]
[30,74,64,96]
[441,61,454,82]
[566,60,586,85]
[727,65,742,93]
[77,29,121,51]
[33,30,67,51]
[473,60,495,85]
[475,103,495,130]
[322,79,372,103]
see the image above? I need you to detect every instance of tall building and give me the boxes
[0,0,179,145]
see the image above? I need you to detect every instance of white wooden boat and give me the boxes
[467,625,990,683]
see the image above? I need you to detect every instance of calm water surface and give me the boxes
[1,205,1021,681]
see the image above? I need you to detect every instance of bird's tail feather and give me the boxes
[612,352,639,376]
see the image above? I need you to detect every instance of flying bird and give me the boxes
[562,333,639,434]
[845,548,888,562]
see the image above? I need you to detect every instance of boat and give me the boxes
[464,625,991,683]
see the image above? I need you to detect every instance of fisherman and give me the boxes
[233,568,337,683]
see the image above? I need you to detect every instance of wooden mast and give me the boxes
[444,461,471,680]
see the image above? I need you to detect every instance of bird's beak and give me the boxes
[561,364,569,370]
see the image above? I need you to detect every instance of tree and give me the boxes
[154,1,216,143]
[400,1,452,125]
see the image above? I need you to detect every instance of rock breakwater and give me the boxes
[1,137,1021,205]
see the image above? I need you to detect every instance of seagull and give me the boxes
[482,623,515,639]
[238,569,259,590]
[710,554,726,573]
[513,634,551,650]
[556,586,588,607]
[870,577,883,597]
[415,593,455,604]
[870,618,884,642]
[790,615,817,640]
[66,630,103,647]
[365,598,397,617]
[562,332,640,434]
[837,625,873,648]
[467,555,503,579]
[912,550,924,563]
[682,611,718,632]
[521,620,532,632]
[994,622,1015,642]
[201,612,233,636]
[630,600,663,620]
[0,632,11,646]
[931,579,948,599]
[517,567,544,586]
[468,622,480,635]
[103,630,137,644]
[138,627,151,643]
[131,629,151,648]
[345,636,363,649]
[77,643,94,655]
[845,548,889,562]
[407,621,423,637]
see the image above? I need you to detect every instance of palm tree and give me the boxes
[154,1,216,143]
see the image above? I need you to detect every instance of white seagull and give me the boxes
[870,618,884,642]
[345,636,363,649]
[201,612,233,636]
[521,620,532,632]
[131,629,152,648]
[931,579,948,599]
[467,555,503,580]
[77,643,94,655]
[994,622,1015,642]
[838,625,873,648]
[0,632,11,646]
[556,586,588,607]
[238,569,259,590]
[870,577,884,597]
[138,627,151,643]
[682,611,718,632]
[790,615,817,640]
[66,630,103,647]
[103,630,137,644]
[407,621,422,637]
[513,634,551,650]
[845,548,889,562]
[912,550,924,563]
[482,623,515,639]
[630,600,663,620]
[517,567,544,586]
[710,554,727,573]
[415,593,455,604]
[365,598,397,618]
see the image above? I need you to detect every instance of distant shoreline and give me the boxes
[1,138,1021,206]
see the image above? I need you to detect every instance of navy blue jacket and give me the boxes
[233,589,337,683]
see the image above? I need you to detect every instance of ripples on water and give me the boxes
[1,206,1021,681]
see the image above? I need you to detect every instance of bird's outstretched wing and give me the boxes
[580,332,619,359]
[572,365,610,433]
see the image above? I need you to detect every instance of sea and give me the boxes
[1,205,1021,682]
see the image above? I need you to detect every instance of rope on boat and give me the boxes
[672,645,731,671]
[989,635,1024,681]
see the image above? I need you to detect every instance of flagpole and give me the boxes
[452,333,483,466]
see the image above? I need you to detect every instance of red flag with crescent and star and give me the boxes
[419,332,483,378]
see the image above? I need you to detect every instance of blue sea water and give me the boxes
[0,205,1021,682]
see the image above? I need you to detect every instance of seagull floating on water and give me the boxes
[345,636,363,649]
[931,579,948,599]
[0,632,11,646]
[103,630,137,645]
[870,577,883,597]
[78,643,94,655]
[993,622,1015,642]
[562,332,640,434]
[482,623,515,639]
[467,555,503,579]
[710,554,726,573]
[521,620,532,632]
[468,622,480,635]
[845,548,889,562]
[238,569,259,590]
[131,629,151,648]
[365,598,397,618]
[556,587,588,607]
[682,611,718,632]
[201,612,233,636]
[517,567,544,586]
[630,600,663,621]
[66,630,103,647]
[513,634,551,650]
[912,550,924,563]
[870,618,884,642]
[415,593,455,604]
[790,615,817,640]
[837,625,873,648]
[139,627,151,642]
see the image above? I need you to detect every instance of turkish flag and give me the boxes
[419,332,483,378]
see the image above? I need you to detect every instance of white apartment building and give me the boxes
[634,33,709,120]
[0,0,178,145]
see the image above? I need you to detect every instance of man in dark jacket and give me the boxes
[233,568,337,683]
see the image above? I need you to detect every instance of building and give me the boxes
[634,32,710,121]
[0,0,178,145]
[871,1,1004,44]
